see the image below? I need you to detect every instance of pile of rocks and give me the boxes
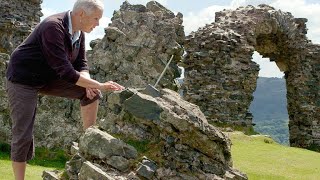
[43,89,247,179]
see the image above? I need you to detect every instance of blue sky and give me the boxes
[41,0,320,77]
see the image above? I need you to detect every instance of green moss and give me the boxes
[125,139,150,153]
[112,133,150,153]
[58,170,69,180]
[143,140,166,166]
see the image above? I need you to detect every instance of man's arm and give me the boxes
[79,70,101,99]
[76,71,125,93]
[80,70,90,78]
[76,71,101,89]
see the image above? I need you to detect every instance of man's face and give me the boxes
[81,8,103,33]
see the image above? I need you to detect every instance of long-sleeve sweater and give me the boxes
[6,11,88,86]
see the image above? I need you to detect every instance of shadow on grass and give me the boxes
[0,142,68,169]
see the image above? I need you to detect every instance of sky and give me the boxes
[41,0,320,77]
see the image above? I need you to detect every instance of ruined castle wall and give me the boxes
[184,5,320,148]
[287,44,320,148]
[183,27,258,127]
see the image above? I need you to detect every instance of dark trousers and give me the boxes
[6,79,100,162]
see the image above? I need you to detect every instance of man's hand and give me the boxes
[78,71,124,93]
[102,81,125,91]
[86,88,102,99]
[80,71,101,99]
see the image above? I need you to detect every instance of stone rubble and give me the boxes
[43,88,247,179]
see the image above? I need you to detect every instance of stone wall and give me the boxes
[0,0,42,54]
[87,1,184,90]
[183,4,320,149]
[183,27,258,128]
[287,44,320,148]
[0,53,10,142]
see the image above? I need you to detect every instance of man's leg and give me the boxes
[81,99,99,130]
[39,79,101,129]
[6,80,38,180]
[12,162,26,180]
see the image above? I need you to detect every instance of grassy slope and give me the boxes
[229,132,320,180]
[0,159,57,180]
[0,144,66,180]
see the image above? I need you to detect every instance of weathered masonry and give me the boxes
[183,4,320,149]
[0,0,42,54]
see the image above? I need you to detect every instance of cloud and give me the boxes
[230,0,276,7]
[252,52,284,77]
[41,7,59,20]
[183,5,228,35]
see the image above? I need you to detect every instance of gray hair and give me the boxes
[73,0,104,15]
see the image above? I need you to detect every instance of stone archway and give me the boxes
[183,4,320,149]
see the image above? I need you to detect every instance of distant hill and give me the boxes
[249,77,289,145]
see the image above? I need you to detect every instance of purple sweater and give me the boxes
[6,11,88,86]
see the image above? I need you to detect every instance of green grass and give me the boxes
[0,159,58,180]
[0,142,67,180]
[229,132,320,180]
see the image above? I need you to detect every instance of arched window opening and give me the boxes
[250,51,289,145]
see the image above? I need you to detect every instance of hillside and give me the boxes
[229,132,320,179]
[249,77,289,144]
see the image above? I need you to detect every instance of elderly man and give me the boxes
[6,0,124,179]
